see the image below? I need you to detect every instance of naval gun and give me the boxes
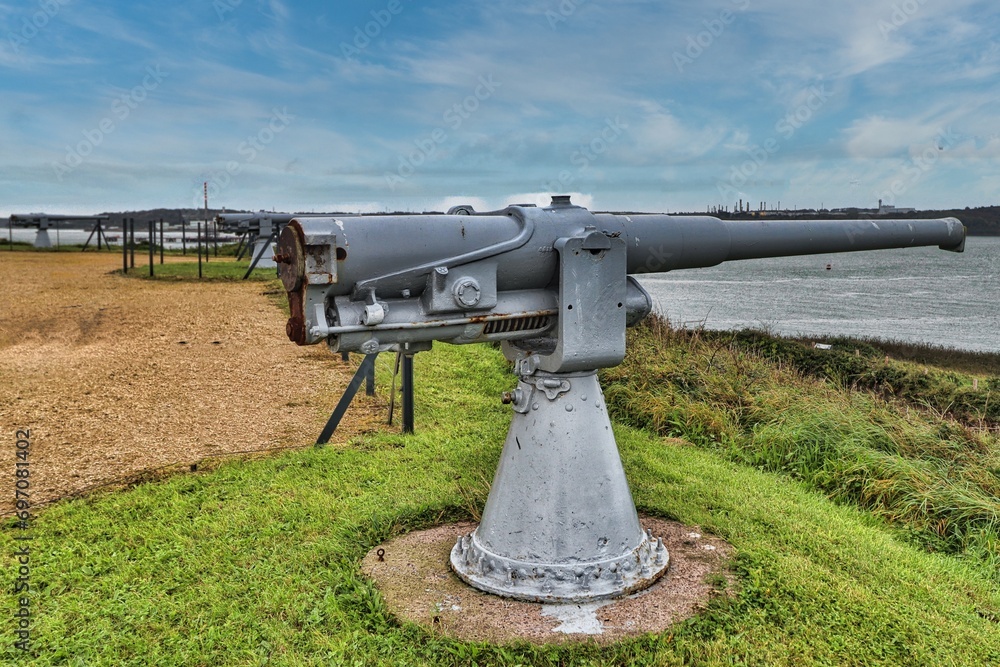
[216,212,301,268]
[275,195,965,602]
[216,211,338,276]
[10,213,110,248]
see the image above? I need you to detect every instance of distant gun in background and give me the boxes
[215,212,300,268]
[9,213,111,249]
[215,211,341,277]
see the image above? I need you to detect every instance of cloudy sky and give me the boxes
[2,0,998,216]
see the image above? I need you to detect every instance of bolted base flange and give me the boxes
[449,370,669,602]
[451,526,668,603]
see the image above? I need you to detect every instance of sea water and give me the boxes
[639,236,999,353]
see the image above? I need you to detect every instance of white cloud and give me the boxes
[837,22,913,78]
[843,116,944,159]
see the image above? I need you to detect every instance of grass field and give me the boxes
[3,319,1000,664]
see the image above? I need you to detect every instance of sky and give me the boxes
[2,0,999,216]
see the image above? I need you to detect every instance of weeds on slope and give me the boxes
[603,316,1000,570]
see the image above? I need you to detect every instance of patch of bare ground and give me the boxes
[361,517,735,644]
[0,252,385,513]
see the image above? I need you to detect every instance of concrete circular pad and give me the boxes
[361,516,735,644]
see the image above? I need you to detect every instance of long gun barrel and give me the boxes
[620,215,964,272]
[215,212,300,231]
[276,199,964,355]
[9,213,109,228]
[216,212,334,234]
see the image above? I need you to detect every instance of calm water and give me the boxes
[639,236,999,353]
[6,227,237,250]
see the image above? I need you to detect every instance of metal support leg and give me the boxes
[401,354,414,434]
[82,224,98,251]
[98,221,111,250]
[388,351,401,425]
[244,231,278,279]
[234,232,248,260]
[316,353,379,446]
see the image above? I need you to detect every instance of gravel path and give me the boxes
[1,252,384,514]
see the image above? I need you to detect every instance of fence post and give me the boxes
[148,220,154,277]
[197,222,203,279]
[122,219,128,274]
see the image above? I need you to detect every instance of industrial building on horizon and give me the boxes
[706,198,918,218]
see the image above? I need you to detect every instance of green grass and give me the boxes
[3,333,1000,665]
[3,241,244,256]
[3,242,95,252]
[604,317,1000,569]
[116,257,276,281]
[717,329,1000,426]
[795,333,1000,378]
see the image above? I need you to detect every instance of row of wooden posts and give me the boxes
[119,218,218,278]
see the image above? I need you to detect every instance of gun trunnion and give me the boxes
[276,197,964,602]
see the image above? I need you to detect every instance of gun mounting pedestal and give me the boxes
[451,369,668,602]
[449,222,667,602]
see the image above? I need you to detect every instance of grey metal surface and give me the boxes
[276,196,965,602]
[9,213,109,227]
[9,214,111,248]
[250,217,276,268]
[276,204,964,353]
[450,370,668,602]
